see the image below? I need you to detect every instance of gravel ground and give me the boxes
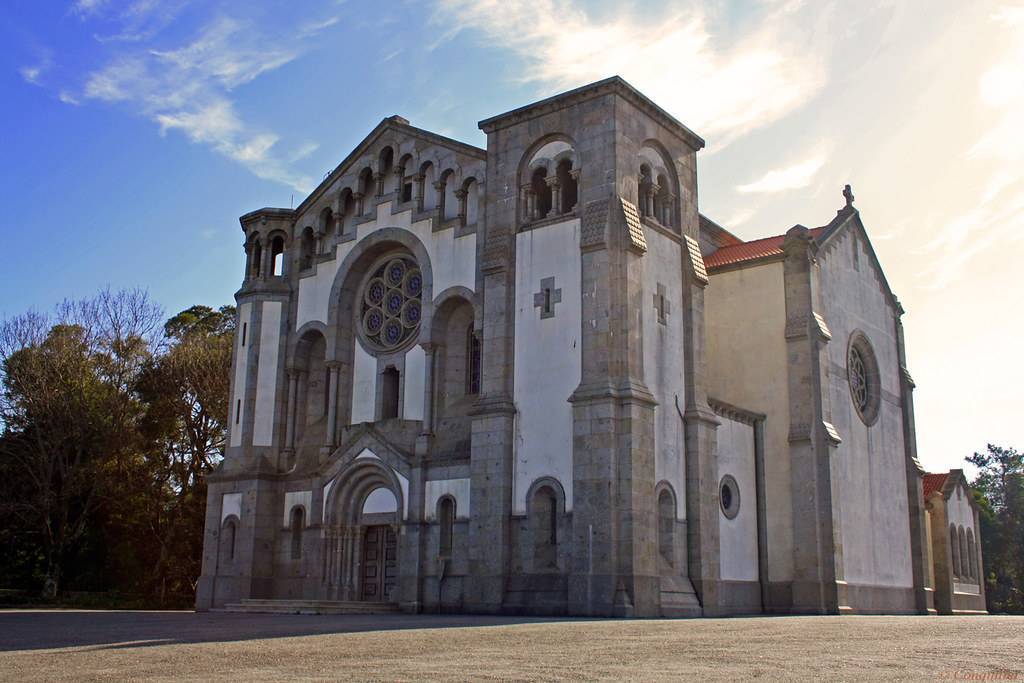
[1,609,1021,681]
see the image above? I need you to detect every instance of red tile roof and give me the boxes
[705,227,826,270]
[923,472,949,498]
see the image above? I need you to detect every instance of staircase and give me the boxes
[215,599,401,615]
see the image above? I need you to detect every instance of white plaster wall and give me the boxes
[819,228,912,589]
[221,492,242,523]
[282,490,312,527]
[403,344,425,420]
[424,478,471,521]
[229,303,252,448]
[350,341,377,424]
[253,301,281,447]
[717,416,759,582]
[512,218,582,514]
[295,241,353,330]
[705,262,793,581]
[641,228,687,518]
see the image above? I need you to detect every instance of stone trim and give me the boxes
[684,235,709,285]
[707,397,764,425]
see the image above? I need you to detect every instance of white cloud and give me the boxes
[19,65,43,85]
[72,0,109,17]
[299,16,340,36]
[736,152,827,194]
[431,0,828,149]
[75,14,314,192]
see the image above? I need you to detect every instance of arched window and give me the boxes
[320,207,334,237]
[338,190,355,235]
[556,158,577,214]
[466,325,481,395]
[967,528,977,580]
[379,147,394,197]
[420,161,436,212]
[531,167,551,220]
[949,524,960,578]
[638,165,653,217]
[959,526,969,581]
[381,366,400,419]
[220,517,237,563]
[358,167,375,214]
[463,178,479,226]
[398,154,415,203]
[658,489,675,566]
[271,235,285,277]
[656,173,672,226]
[299,227,316,270]
[530,485,559,571]
[250,239,263,279]
[290,506,305,560]
[438,496,455,558]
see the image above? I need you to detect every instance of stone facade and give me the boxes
[195,77,977,617]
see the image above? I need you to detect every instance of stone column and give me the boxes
[283,369,300,452]
[420,343,436,436]
[394,167,405,201]
[454,189,468,226]
[324,361,341,449]
[783,226,841,614]
[546,175,561,216]
[569,169,581,213]
[354,192,365,217]
[374,171,384,198]
[258,238,270,280]
[433,180,446,217]
[415,174,426,211]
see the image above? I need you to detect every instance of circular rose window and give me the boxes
[359,255,422,352]
[847,332,880,425]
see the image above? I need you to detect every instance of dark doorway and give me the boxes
[361,525,397,601]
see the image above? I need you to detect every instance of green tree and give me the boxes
[967,444,1024,613]
[134,304,235,601]
[0,290,162,596]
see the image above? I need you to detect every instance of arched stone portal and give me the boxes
[323,458,403,602]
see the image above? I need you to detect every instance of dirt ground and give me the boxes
[0,610,1021,681]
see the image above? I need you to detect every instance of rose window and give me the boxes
[360,256,422,351]
[849,346,868,412]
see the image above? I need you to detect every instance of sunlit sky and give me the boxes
[2,0,1022,474]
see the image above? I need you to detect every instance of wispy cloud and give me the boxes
[431,0,829,149]
[73,14,314,192]
[736,148,828,194]
[72,0,109,17]
[299,16,340,37]
[19,50,52,86]
[920,6,1024,289]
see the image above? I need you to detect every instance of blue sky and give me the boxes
[2,0,1022,473]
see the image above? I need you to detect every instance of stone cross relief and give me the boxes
[654,283,671,325]
[533,276,562,319]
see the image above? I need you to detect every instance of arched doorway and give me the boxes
[323,458,402,603]
[358,487,398,601]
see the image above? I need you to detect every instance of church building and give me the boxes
[196,76,983,616]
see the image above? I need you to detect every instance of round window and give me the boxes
[847,332,880,425]
[359,255,422,352]
[720,475,740,520]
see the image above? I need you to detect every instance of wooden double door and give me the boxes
[360,525,397,602]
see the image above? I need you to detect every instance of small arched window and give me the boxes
[658,489,674,566]
[290,506,305,560]
[438,497,455,558]
[556,159,576,214]
[221,518,237,563]
[967,528,977,580]
[531,167,551,220]
[656,173,672,226]
[381,367,400,420]
[949,524,960,578]
[638,165,653,217]
[958,526,969,581]
[530,485,559,571]
[271,236,285,277]
[250,239,263,279]
[466,325,481,395]
[299,227,316,270]
[379,147,394,197]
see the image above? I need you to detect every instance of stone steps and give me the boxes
[215,599,401,615]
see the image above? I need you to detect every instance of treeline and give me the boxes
[0,289,232,606]
[968,444,1024,613]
